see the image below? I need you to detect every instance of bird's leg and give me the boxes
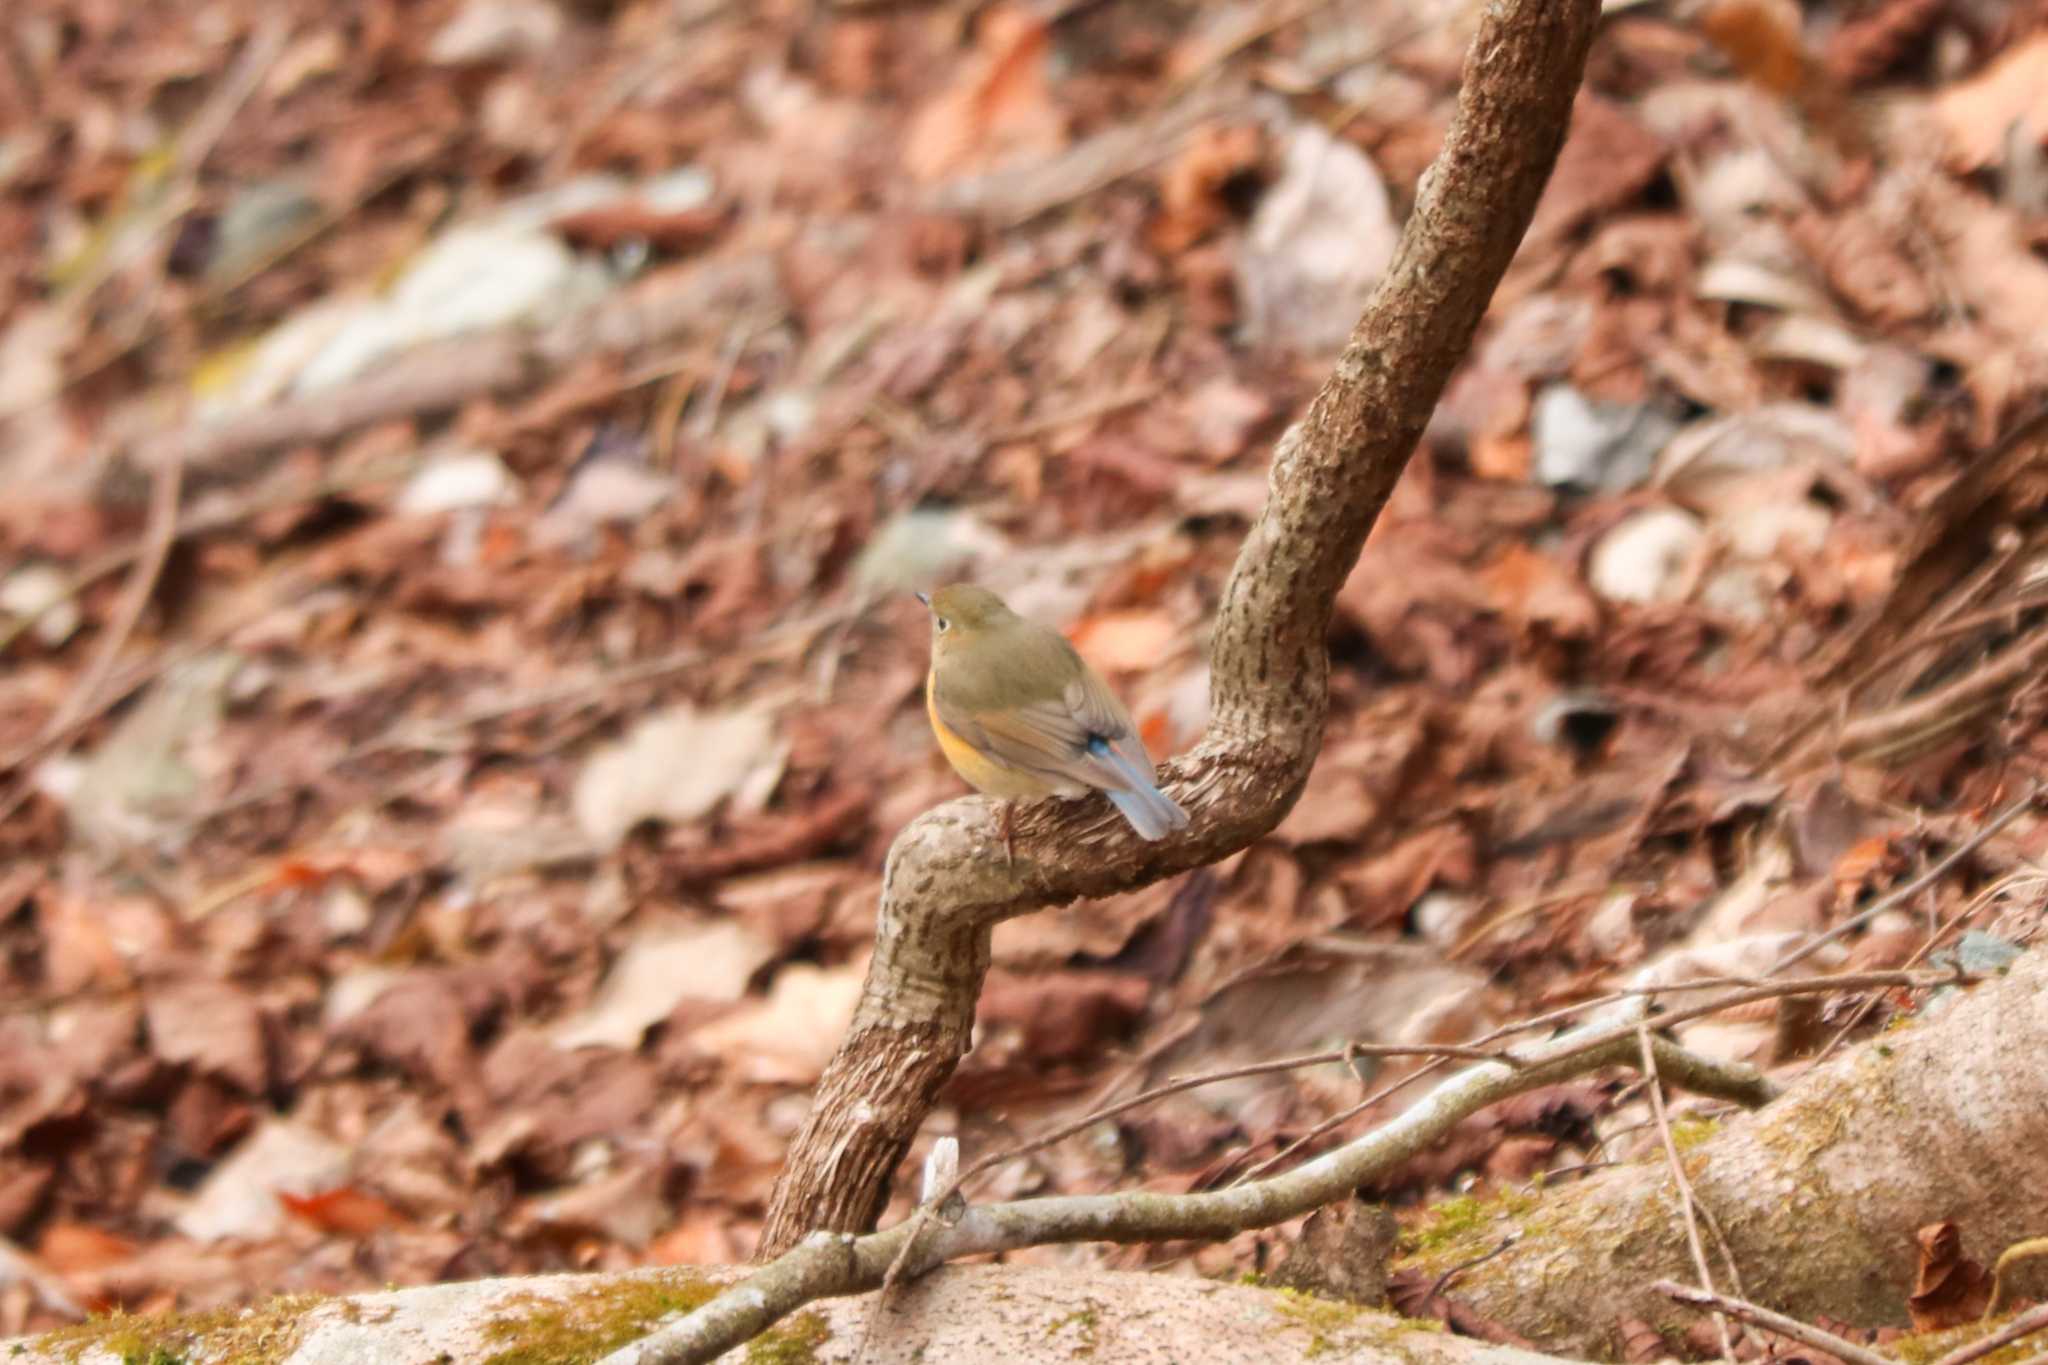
[999,800,1016,867]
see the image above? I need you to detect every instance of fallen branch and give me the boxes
[1652,1281,1893,1365]
[1401,948,2048,1355]
[596,1005,1767,1365]
[757,0,1603,1259]
[1936,1302,2048,1365]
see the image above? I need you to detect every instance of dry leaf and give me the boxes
[903,6,1063,183]
[572,703,787,850]
[1933,36,2048,172]
[1068,610,1177,674]
[1910,1221,1992,1329]
[277,1186,408,1238]
[175,1121,352,1242]
[549,917,775,1052]
[144,982,268,1094]
[686,960,866,1085]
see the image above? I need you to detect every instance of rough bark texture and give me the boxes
[1401,950,2048,1356]
[757,0,1604,1258]
[603,1011,1773,1365]
[1,1265,1574,1365]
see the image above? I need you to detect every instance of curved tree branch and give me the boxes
[758,0,1604,1257]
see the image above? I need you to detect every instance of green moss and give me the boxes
[1668,1116,1719,1153]
[22,1293,328,1365]
[1891,1308,2048,1365]
[478,1271,723,1365]
[476,1271,826,1364]
[1270,1286,1368,1359]
[1398,1185,1540,1261]
[744,1310,828,1364]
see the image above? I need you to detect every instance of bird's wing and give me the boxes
[936,667,1154,796]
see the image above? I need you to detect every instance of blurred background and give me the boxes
[2,0,2047,1336]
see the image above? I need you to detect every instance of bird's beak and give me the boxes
[914,591,930,607]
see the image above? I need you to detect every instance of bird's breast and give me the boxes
[926,669,1065,799]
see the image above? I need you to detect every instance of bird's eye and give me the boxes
[936,618,950,633]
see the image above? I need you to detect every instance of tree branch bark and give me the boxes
[758,0,1604,1258]
[604,1005,1770,1365]
[1410,949,2048,1355]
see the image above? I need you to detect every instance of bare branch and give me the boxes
[1652,1281,1894,1365]
[598,1009,1769,1365]
[1640,1030,1737,1363]
[758,0,1605,1257]
[1934,1302,2048,1365]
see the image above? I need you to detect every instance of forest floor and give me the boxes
[3,0,2048,1339]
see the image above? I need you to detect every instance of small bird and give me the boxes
[918,584,1191,857]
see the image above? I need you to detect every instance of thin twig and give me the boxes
[596,1010,1757,1365]
[1934,1301,2048,1365]
[1235,1055,1453,1184]
[1426,1235,1519,1300]
[1640,1027,1736,1364]
[987,1043,1512,1179]
[1234,968,1948,1187]
[1652,1280,1894,1365]
[1808,858,2026,1067]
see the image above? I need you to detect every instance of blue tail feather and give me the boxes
[1088,736,1190,840]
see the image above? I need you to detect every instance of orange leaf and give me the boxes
[278,1186,407,1238]
[262,858,332,893]
[903,7,1061,182]
[37,1221,138,1274]
[1139,707,1171,756]
[1698,0,1807,96]
[1068,611,1177,673]
[1831,835,1894,892]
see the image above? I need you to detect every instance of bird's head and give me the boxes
[917,584,1020,657]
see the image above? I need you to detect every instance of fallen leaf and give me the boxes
[1068,610,1177,674]
[1586,506,1705,605]
[175,1120,352,1242]
[572,703,787,850]
[1526,94,1668,244]
[977,970,1150,1063]
[549,917,775,1052]
[1151,123,1266,255]
[35,1222,138,1276]
[1933,36,2048,171]
[903,6,1064,183]
[144,982,268,1094]
[1910,1221,1992,1329]
[518,1160,667,1248]
[1237,120,1397,354]
[278,1186,408,1238]
[686,960,866,1085]
[1481,543,1599,641]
